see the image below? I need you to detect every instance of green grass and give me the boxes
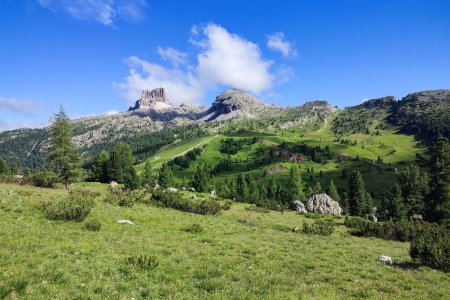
[0,183,449,299]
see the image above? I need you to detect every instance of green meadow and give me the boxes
[1,183,449,299]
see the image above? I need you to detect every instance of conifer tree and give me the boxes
[348,171,368,216]
[286,165,305,201]
[245,174,258,203]
[192,163,212,192]
[48,106,80,189]
[124,166,141,190]
[0,156,8,174]
[158,163,174,188]
[23,167,31,178]
[384,183,406,221]
[340,191,350,215]
[427,137,450,222]
[108,143,134,183]
[398,165,429,216]
[92,150,110,182]
[236,173,249,201]
[266,177,277,200]
[141,160,153,187]
[327,180,340,203]
[10,163,19,175]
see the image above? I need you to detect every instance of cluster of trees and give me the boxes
[168,147,202,169]
[219,137,256,155]
[294,143,333,163]
[0,157,25,176]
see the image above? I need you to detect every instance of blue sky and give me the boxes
[1,0,449,130]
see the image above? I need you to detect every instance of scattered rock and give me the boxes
[167,187,178,192]
[410,214,423,221]
[189,188,196,192]
[154,183,160,189]
[8,190,12,196]
[117,220,134,225]
[110,181,118,188]
[306,193,342,216]
[191,194,197,200]
[366,214,378,222]
[210,190,216,195]
[379,256,393,265]
[265,164,284,175]
[292,200,307,214]
[182,187,186,191]
[292,226,299,233]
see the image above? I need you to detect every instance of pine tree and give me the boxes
[92,150,110,182]
[312,181,322,194]
[398,165,429,216]
[427,137,450,222]
[286,165,305,202]
[108,143,134,183]
[340,191,350,215]
[245,174,258,203]
[192,163,212,192]
[348,171,368,216]
[124,166,141,190]
[141,160,153,187]
[384,183,406,221]
[236,174,249,201]
[266,177,277,200]
[10,163,19,175]
[327,180,340,203]
[0,156,8,174]
[158,163,174,188]
[23,167,31,177]
[48,106,80,189]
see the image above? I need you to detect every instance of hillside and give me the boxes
[1,183,449,299]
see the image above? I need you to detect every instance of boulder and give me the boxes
[117,220,134,225]
[366,214,378,222]
[167,187,178,192]
[110,181,118,188]
[306,193,342,217]
[210,190,216,195]
[410,214,423,221]
[154,182,160,189]
[379,256,393,265]
[191,194,197,200]
[292,226,299,233]
[189,188,196,192]
[292,200,307,214]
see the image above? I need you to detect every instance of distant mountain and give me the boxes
[0,88,448,170]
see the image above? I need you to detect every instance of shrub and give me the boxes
[151,190,221,215]
[410,228,450,272]
[346,218,447,242]
[127,254,159,270]
[302,220,334,236]
[221,200,233,211]
[245,205,270,213]
[31,169,59,188]
[84,219,101,231]
[237,215,260,226]
[183,223,204,233]
[43,190,95,221]
[105,190,145,207]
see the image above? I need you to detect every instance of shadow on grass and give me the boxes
[393,261,421,270]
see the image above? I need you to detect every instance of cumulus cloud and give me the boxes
[36,0,147,26]
[157,47,188,67]
[0,97,37,114]
[117,24,293,105]
[267,32,297,58]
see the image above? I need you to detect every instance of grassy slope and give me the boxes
[140,113,424,197]
[0,184,449,299]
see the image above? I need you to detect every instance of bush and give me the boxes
[237,215,260,226]
[346,218,446,242]
[127,254,159,270]
[43,190,95,221]
[31,169,59,188]
[221,200,233,211]
[151,190,221,215]
[105,190,146,207]
[245,205,270,213]
[84,219,101,231]
[183,223,204,233]
[410,227,450,272]
[302,220,334,236]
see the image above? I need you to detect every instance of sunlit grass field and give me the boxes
[1,183,449,299]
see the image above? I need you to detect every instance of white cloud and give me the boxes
[104,109,119,115]
[195,24,274,94]
[117,24,291,106]
[267,32,297,58]
[0,120,49,132]
[0,97,37,114]
[36,0,147,26]
[157,47,188,66]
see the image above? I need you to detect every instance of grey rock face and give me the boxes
[129,88,173,111]
[292,200,307,214]
[361,96,397,109]
[167,187,178,192]
[402,89,450,104]
[306,193,342,216]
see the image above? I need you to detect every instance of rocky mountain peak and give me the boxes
[128,88,173,111]
[402,89,450,103]
[360,96,397,109]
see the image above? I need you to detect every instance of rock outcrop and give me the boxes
[292,200,307,214]
[306,193,342,216]
[129,88,173,111]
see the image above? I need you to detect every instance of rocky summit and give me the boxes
[128,88,173,111]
